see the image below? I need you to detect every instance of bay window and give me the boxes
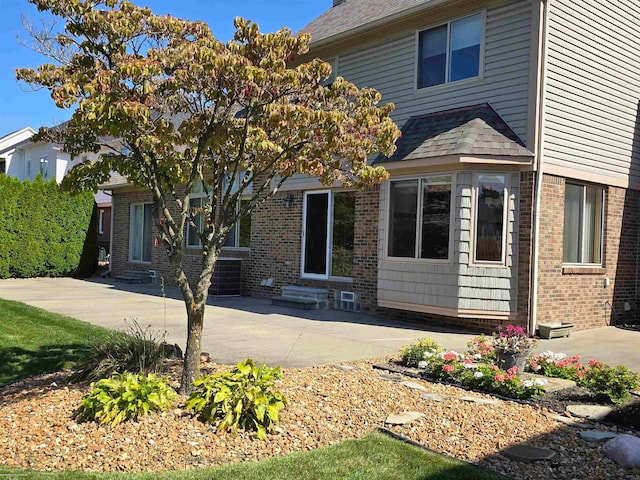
[387,175,452,260]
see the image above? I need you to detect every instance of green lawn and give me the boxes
[0,297,113,385]
[0,432,508,480]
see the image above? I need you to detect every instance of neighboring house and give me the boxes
[0,126,112,256]
[108,0,640,333]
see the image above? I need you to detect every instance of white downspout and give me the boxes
[529,0,550,335]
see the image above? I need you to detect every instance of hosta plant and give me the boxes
[400,338,443,367]
[76,372,176,427]
[186,359,286,440]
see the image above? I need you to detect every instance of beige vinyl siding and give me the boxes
[339,0,533,145]
[377,172,519,313]
[543,0,640,185]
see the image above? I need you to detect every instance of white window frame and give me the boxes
[414,10,485,92]
[384,174,455,263]
[562,183,605,266]
[470,172,509,266]
[129,202,153,264]
[301,189,355,281]
[98,209,105,235]
[186,179,251,250]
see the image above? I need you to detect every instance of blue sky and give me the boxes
[0,0,327,136]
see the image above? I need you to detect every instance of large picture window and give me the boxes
[387,176,452,260]
[563,183,604,264]
[130,203,153,263]
[302,190,355,279]
[474,174,506,263]
[418,12,482,89]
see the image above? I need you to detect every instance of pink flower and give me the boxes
[464,358,472,365]
[494,374,506,383]
[490,365,499,371]
[443,353,458,362]
[507,366,519,375]
[442,364,455,374]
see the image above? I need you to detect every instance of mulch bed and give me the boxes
[1,358,639,480]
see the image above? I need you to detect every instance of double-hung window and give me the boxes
[302,190,355,279]
[418,12,483,89]
[187,179,251,249]
[387,175,452,260]
[130,203,153,263]
[474,173,507,263]
[563,183,604,264]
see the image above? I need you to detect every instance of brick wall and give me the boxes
[536,174,640,330]
[246,186,381,309]
[111,188,251,293]
[516,171,535,331]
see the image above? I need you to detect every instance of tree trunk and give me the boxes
[180,303,204,394]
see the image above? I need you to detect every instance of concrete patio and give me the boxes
[1,277,639,370]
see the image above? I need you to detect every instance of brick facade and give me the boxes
[246,186,380,310]
[111,189,250,292]
[536,174,640,330]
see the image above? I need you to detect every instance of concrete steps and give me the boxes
[271,285,329,310]
[114,270,153,284]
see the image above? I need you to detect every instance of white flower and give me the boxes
[464,363,474,369]
[450,351,461,358]
[418,360,429,369]
[473,353,482,360]
[554,352,567,361]
[473,371,484,379]
[534,379,548,387]
[533,364,542,371]
[523,380,533,388]
[423,351,434,358]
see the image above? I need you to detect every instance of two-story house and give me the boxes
[109,0,640,333]
[244,0,640,333]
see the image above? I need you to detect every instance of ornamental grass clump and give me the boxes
[527,351,585,381]
[76,372,176,427]
[400,338,442,367]
[186,359,286,440]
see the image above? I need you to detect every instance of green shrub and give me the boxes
[0,175,95,278]
[400,338,442,367]
[186,359,286,440]
[579,360,640,405]
[77,372,176,426]
[72,321,167,383]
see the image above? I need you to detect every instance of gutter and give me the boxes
[529,0,550,335]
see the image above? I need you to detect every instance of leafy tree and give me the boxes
[17,0,400,393]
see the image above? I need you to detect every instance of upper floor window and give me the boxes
[563,183,604,264]
[387,175,452,260]
[418,12,482,89]
[474,173,507,263]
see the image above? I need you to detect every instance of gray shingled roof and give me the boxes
[301,0,436,44]
[374,103,533,164]
[100,171,130,189]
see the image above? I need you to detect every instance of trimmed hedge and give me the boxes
[0,175,96,278]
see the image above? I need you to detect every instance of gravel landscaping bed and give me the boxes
[1,359,639,479]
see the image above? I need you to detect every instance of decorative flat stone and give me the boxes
[543,412,591,428]
[603,434,640,468]
[385,411,425,425]
[503,445,556,463]
[459,396,500,406]
[378,373,403,382]
[519,373,576,393]
[420,393,451,402]
[580,430,619,442]
[567,404,613,421]
[401,381,426,391]
[336,365,356,371]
